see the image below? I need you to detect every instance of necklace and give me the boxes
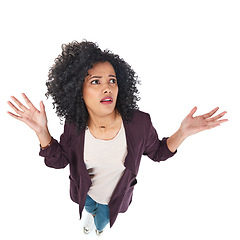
[91,109,118,130]
[88,110,122,140]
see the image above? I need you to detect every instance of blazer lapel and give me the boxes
[77,129,92,181]
[123,120,137,175]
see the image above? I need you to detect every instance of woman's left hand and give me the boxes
[179,107,228,138]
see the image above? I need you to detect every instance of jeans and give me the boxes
[84,195,110,231]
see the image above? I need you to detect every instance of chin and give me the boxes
[88,104,116,117]
[100,104,117,115]
[100,108,116,116]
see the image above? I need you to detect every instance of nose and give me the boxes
[102,83,112,94]
[104,89,111,94]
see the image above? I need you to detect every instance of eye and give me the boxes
[91,80,100,85]
[110,79,117,84]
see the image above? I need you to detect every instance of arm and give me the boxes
[166,107,228,153]
[7,93,69,169]
[39,122,70,169]
[143,114,177,162]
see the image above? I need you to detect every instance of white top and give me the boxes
[84,122,127,204]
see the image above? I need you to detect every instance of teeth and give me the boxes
[102,99,112,102]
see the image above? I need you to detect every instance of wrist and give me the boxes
[167,128,187,153]
[40,136,54,150]
[36,128,52,148]
[36,126,49,136]
[178,126,189,140]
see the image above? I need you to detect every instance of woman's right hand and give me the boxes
[7,93,52,148]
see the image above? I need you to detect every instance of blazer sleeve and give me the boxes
[39,122,72,169]
[143,113,177,162]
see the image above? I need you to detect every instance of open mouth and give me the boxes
[100,97,113,104]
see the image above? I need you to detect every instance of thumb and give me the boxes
[40,101,46,114]
[188,106,197,117]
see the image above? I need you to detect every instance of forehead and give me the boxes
[87,61,116,75]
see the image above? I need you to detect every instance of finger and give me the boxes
[188,106,197,117]
[10,96,28,111]
[216,119,228,124]
[22,93,37,110]
[7,111,23,121]
[207,111,227,122]
[203,107,219,119]
[7,101,25,115]
[206,118,228,128]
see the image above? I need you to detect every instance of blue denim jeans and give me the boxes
[84,195,110,231]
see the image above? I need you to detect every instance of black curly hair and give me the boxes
[46,40,141,133]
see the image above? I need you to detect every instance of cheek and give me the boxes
[82,86,98,104]
[82,84,90,102]
[114,85,119,96]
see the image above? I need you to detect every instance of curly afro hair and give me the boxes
[46,40,141,133]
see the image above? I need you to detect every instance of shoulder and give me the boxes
[131,109,151,123]
[62,119,82,141]
[126,110,152,130]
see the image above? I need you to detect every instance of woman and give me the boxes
[7,40,228,236]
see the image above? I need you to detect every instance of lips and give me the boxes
[100,97,113,103]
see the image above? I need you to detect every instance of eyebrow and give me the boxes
[88,74,116,81]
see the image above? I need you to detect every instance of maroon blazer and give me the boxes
[39,110,177,227]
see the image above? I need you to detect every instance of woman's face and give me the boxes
[82,61,118,117]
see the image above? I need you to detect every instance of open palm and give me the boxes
[7,93,48,134]
[180,107,228,138]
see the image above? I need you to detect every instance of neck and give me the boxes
[88,109,118,131]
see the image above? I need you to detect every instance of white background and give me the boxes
[1,0,239,239]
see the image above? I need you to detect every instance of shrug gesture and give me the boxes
[7,93,228,151]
